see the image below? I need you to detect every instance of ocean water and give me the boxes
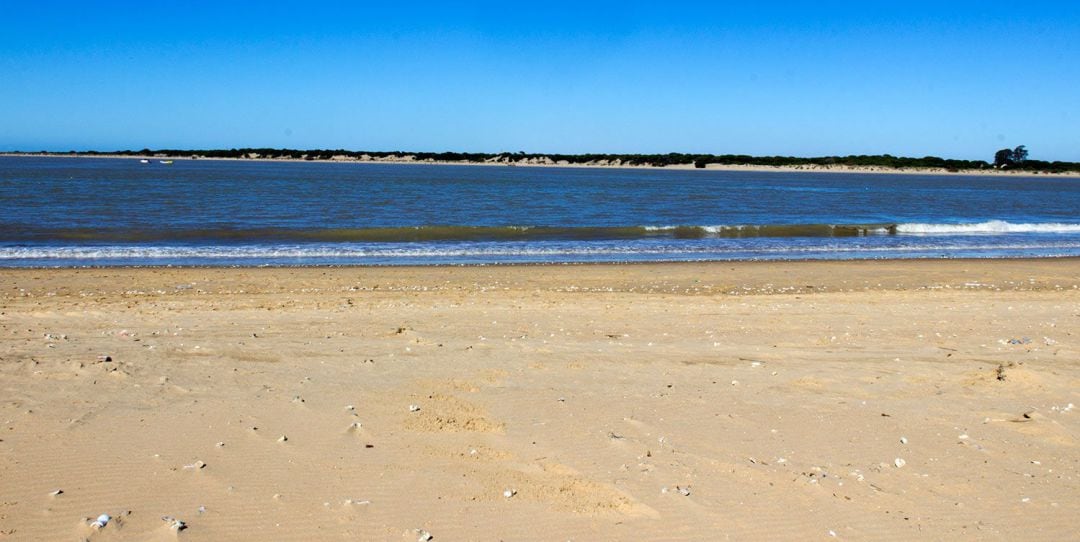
[2,156,1080,266]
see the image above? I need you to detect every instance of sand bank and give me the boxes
[1,260,1078,539]
[5,152,1077,177]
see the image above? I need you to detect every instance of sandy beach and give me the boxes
[1,260,1078,540]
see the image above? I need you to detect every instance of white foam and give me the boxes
[896,221,1080,234]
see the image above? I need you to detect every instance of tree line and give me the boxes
[22,146,1080,173]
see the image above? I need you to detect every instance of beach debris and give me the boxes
[161,516,187,531]
[995,362,1017,381]
[48,488,63,497]
[292,395,305,403]
[503,489,517,498]
[731,380,739,386]
[1011,410,1043,423]
[1043,336,1057,345]
[278,435,288,442]
[677,485,691,496]
[900,437,908,445]
[409,404,421,413]
[197,506,207,515]
[344,499,371,506]
[349,421,363,431]
[216,441,225,447]
[90,514,111,529]
[1006,337,1032,345]
[414,528,434,541]
[894,458,906,468]
[345,404,356,412]
[828,529,838,537]
[183,460,206,470]
[96,355,112,363]
[1051,402,1075,413]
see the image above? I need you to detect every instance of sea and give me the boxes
[2,156,1080,267]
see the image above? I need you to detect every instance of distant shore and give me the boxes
[4,152,1078,177]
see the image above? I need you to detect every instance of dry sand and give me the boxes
[1,260,1078,540]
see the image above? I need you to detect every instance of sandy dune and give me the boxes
[1,260,1078,540]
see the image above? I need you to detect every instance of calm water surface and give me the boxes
[2,156,1079,266]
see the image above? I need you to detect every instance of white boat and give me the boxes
[159,160,174,165]
[139,159,150,164]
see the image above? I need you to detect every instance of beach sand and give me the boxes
[1,260,1078,540]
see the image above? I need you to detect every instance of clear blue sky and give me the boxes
[2,1,1078,160]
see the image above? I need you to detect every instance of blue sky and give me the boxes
[2,1,1078,160]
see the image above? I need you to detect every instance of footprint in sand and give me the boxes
[404,393,504,433]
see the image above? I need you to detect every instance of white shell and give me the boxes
[91,514,111,528]
[409,404,421,412]
[894,457,906,468]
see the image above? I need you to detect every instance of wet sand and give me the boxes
[1,260,1078,540]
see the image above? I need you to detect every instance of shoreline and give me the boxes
[4,152,1077,177]
[3,254,1080,271]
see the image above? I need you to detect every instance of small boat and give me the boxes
[159,160,174,165]
[139,159,150,164]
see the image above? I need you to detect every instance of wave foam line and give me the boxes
[3,221,1080,243]
[896,220,1080,234]
[5,240,1080,260]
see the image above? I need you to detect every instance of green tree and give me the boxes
[994,148,1013,167]
[1012,145,1028,164]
